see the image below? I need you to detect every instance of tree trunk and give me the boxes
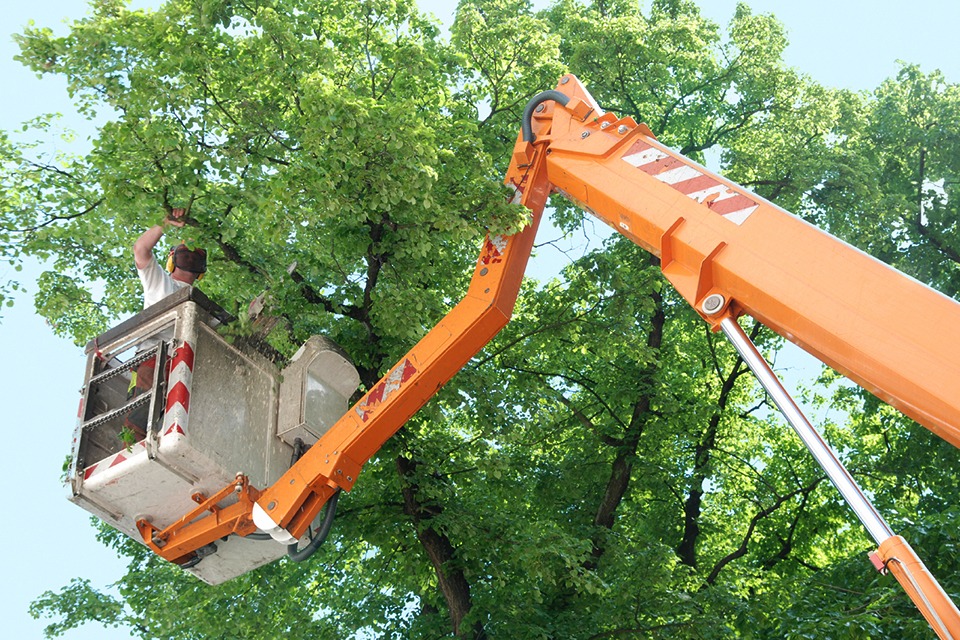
[397,454,486,639]
[587,268,666,568]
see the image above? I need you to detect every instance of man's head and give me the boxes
[166,244,207,284]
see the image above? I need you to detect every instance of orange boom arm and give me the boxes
[508,77,960,450]
[146,75,960,637]
[141,136,554,561]
[502,75,960,638]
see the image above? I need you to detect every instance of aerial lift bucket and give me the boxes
[67,288,359,584]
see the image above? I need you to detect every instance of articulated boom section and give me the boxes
[147,148,554,563]
[247,214,551,543]
[140,75,960,637]
[508,75,960,451]
[504,75,960,639]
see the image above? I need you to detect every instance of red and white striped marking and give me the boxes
[355,358,419,422]
[80,341,196,481]
[480,235,508,265]
[623,139,758,225]
[83,440,149,481]
[162,341,195,438]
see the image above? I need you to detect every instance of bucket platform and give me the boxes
[68,288,358,584]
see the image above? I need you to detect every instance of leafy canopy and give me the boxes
[7,1,960,638]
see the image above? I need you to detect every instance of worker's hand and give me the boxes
[162,208,187,228]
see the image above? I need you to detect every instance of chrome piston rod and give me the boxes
[719,316,894,545]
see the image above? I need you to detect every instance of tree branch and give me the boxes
[396,454,486,639]
[5,198,103,233]
[706,476,824,584]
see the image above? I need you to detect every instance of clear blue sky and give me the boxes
[2,1,958,638]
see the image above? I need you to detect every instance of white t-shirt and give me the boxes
[138,257,190,309]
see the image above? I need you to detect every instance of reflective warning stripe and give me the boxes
[162,341,195,437]
[355,358,418,422]
[80,341,196,481]
[83,441,148,481]
[623,139,758,225]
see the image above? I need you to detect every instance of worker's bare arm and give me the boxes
[133,208,186,269]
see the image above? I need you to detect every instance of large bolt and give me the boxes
[701,294,726,315]
[618,125,629,134]
[581,131,590,139]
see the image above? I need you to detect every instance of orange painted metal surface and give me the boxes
[231,148,554,545]
[147,163,552,561]
[139,474,260,562]
[150,77,960,638]
[876,536,960,639]
[506,75,960,451]
[504,74,960,638]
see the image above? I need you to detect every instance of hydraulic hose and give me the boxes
[522,89,571,142]
[246,532,273,541]
[247,439,338,551]
[287,489,340,562]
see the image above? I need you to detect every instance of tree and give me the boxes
[9,1,960,638]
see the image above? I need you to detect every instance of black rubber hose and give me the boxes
[522,89,571,142]
[246,532,274,541]
[287,489,341,562]
[247,438,310,543]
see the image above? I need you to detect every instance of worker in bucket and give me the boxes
[124,208,207,439]
[133,207,207,308]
